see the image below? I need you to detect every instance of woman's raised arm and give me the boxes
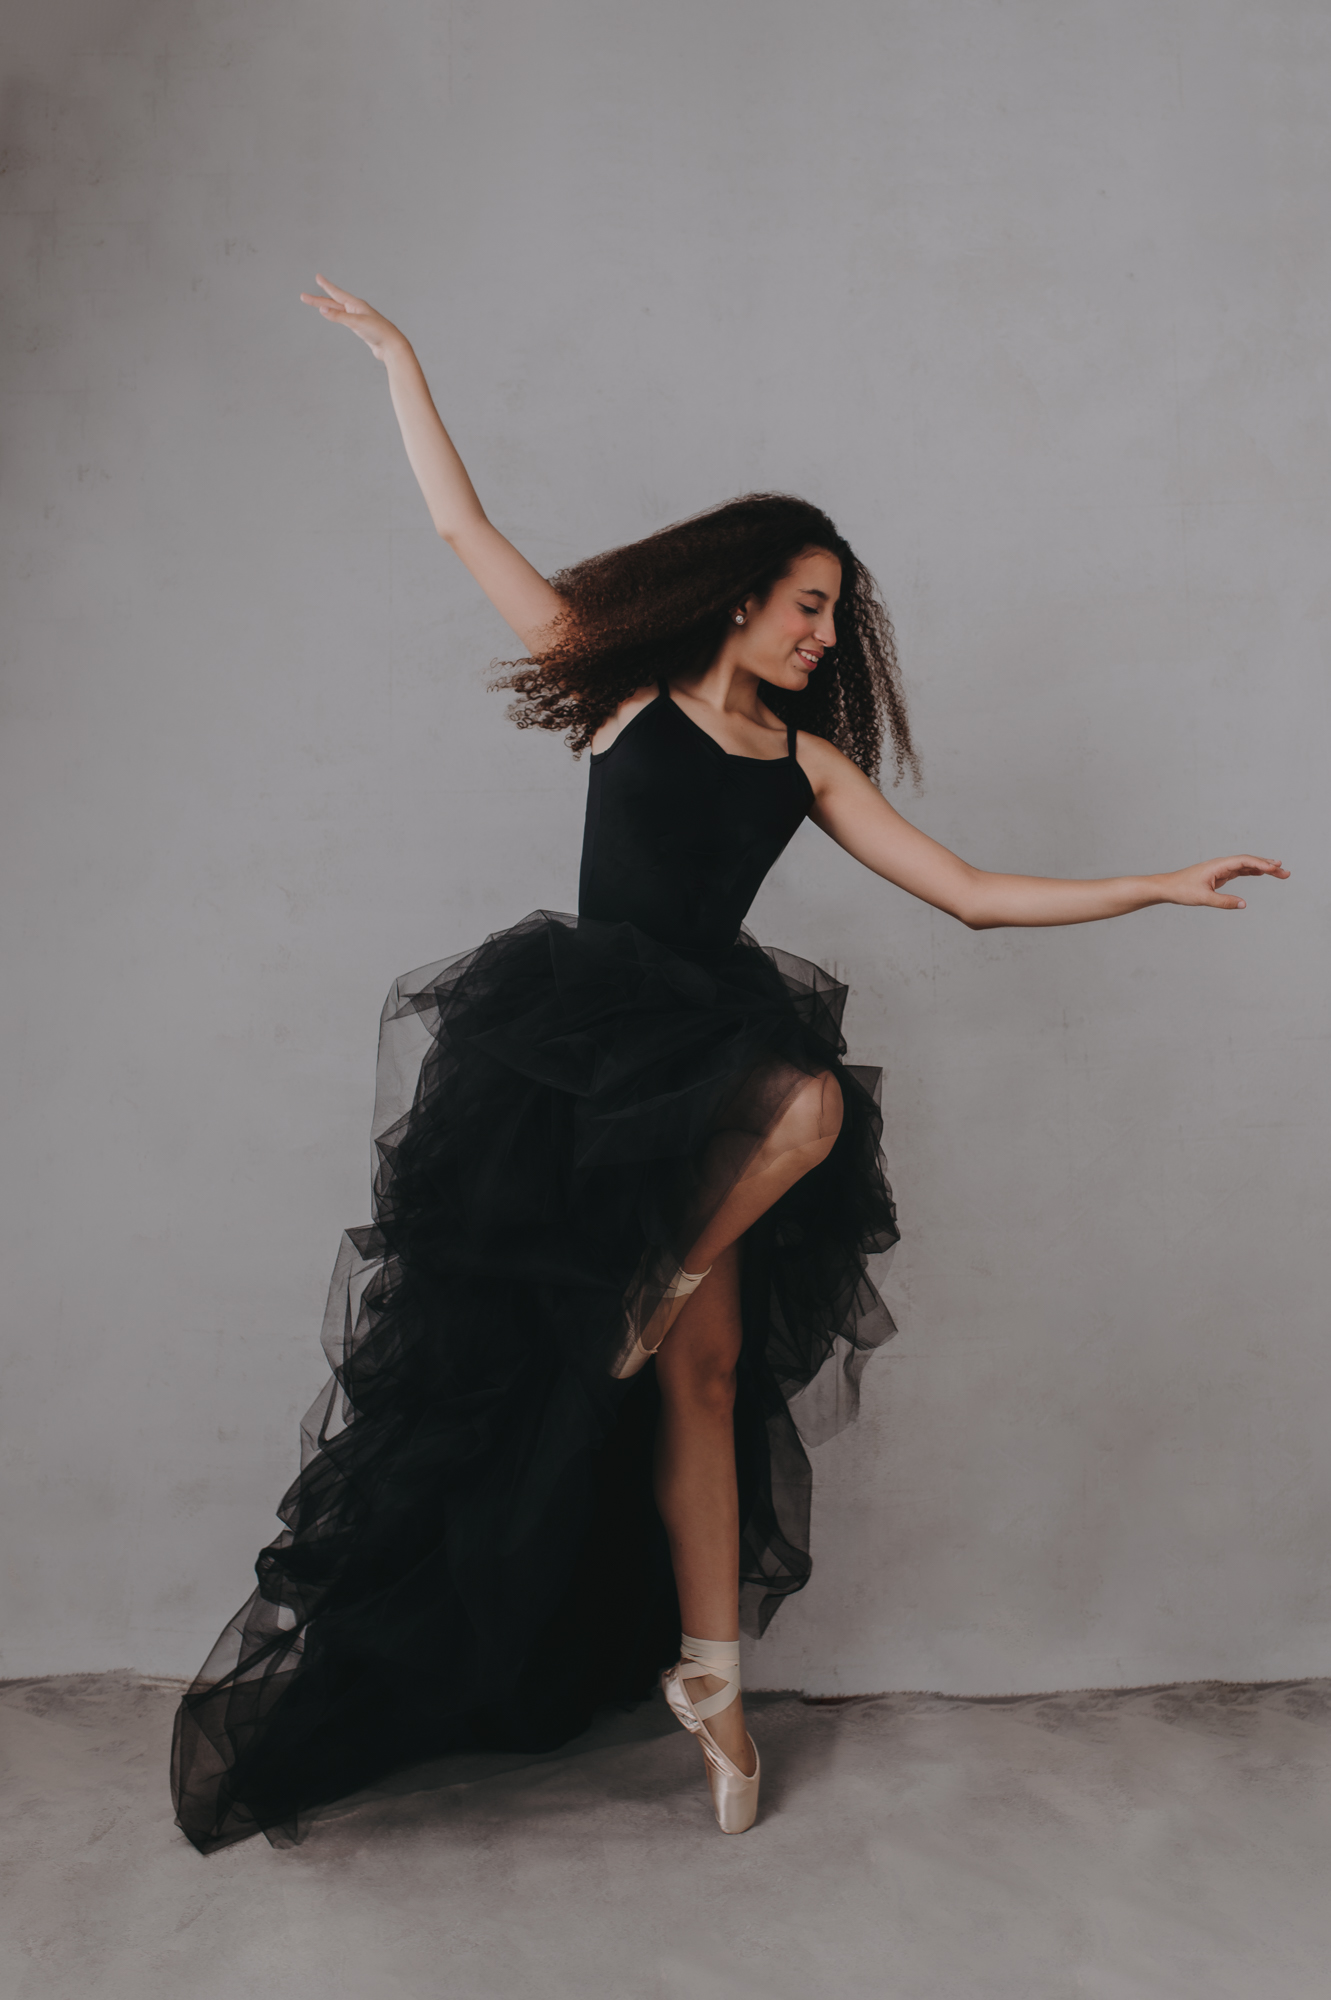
[300,276,564,653]
[800,734,1289,927]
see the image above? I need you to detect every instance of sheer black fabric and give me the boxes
[172,688,899,1854]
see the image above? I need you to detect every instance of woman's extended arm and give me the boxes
[299,276,564,652]
[800,734,1289,926]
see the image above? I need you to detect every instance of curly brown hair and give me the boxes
[492,493,919,786]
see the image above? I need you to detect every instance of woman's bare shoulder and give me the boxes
[589,685,661,756]
[792,727,855,771]
[793,728,879,801]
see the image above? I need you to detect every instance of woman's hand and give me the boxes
[1154,856,1290,911]
[299,275,405,362]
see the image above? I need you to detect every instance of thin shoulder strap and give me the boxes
[786,713,797,759]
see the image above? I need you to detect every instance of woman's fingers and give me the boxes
[1191,855,1290,909]
[1211,856,1289,884]
[300,303,354,328]
[1159,855,1291,910]
[313,273,362,308]
[298,289,391,348]
[298,277,371,320]
[299,279,400,360]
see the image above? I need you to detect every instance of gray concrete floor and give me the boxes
[1,1674,1328,2000]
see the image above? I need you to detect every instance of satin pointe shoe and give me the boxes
[661,1634,760,1834]
[611,1261,712,1380]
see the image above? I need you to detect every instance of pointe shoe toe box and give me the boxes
[707,1746,761,1834]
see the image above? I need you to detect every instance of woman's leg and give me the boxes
[652,1066,844,1774]
[685,1066,843,1275]
[640,1067,843,1361]
[653,1240,754,1770]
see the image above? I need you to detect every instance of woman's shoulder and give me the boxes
[588,684,661,757]
[790,726,870,800]
[790,725,844,769]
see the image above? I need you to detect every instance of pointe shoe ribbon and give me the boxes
[661,1636,760,1834]
[611,1262,712,1380]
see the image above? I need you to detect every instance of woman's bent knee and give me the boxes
[768,1069,843,1159]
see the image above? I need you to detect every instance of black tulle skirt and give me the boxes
[171,911,899,1852]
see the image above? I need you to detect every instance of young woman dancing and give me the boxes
[171,277,1288,1852]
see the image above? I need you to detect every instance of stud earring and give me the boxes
[733,612,746,626]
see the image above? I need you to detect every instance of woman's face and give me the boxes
[735,549,842,691]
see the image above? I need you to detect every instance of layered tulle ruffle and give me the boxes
[171,911,899,1852]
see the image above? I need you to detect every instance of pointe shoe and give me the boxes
[662,1657,761,1835]
[611,1261,712,1380]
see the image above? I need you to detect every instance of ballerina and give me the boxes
[171,276,1288,1852]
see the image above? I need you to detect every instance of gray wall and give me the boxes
[3,0,1327,1691]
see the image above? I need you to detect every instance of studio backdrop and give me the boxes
[2,0,1327,1691]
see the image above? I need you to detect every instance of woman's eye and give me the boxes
[798,604,818,614]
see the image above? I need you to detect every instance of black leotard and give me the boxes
[578,682,812,957]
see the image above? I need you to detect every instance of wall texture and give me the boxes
[2,0,1327,1691]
